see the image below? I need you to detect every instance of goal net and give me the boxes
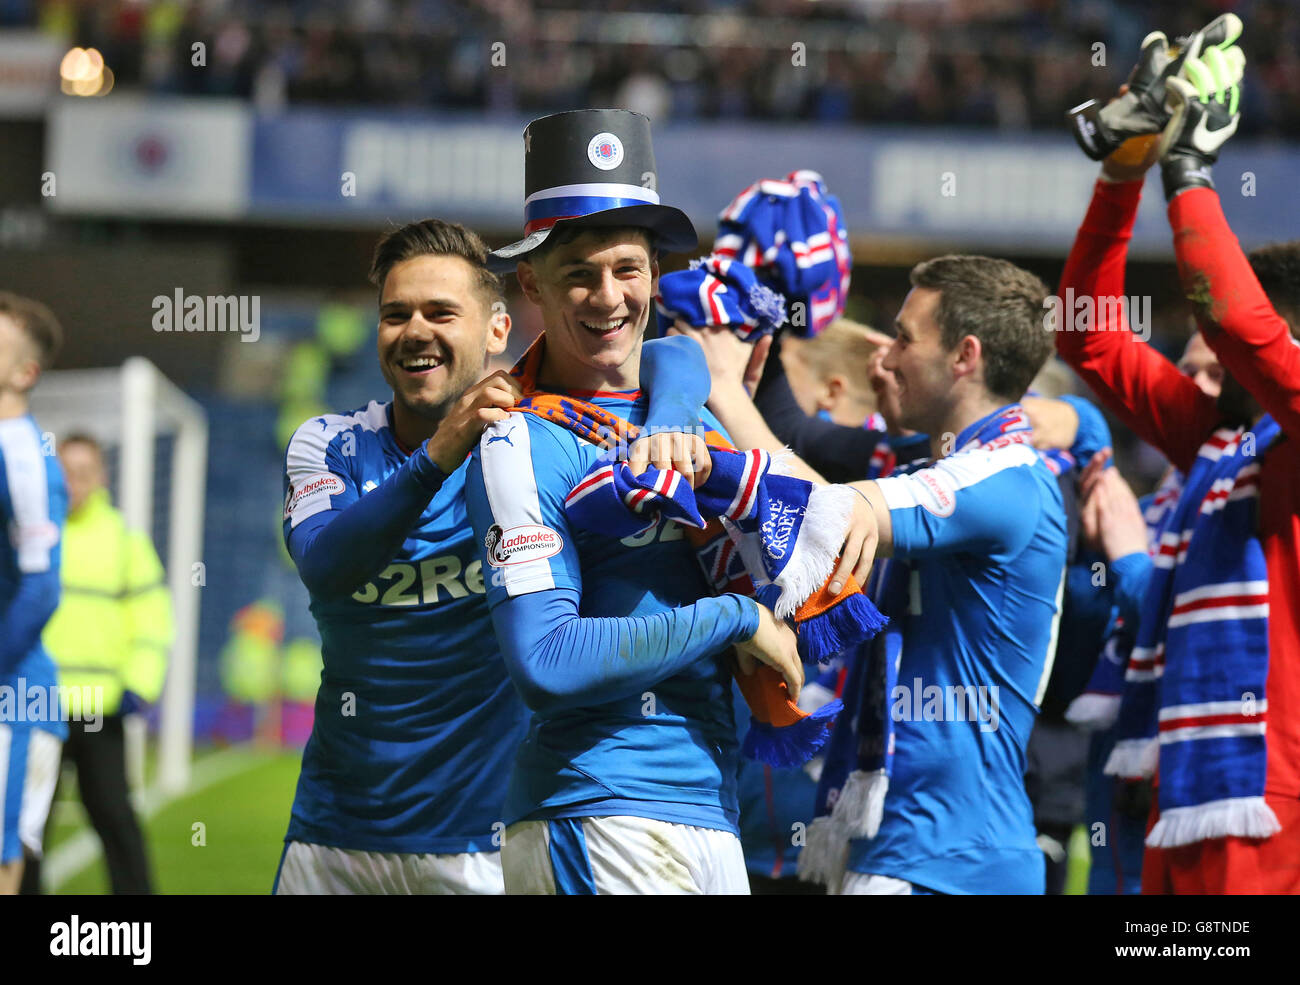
[30,356,208,795]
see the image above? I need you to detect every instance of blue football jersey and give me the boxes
[0,415,66,727]
[282,401,528,854]
[464,396,744,834]
[847,425,1068,894]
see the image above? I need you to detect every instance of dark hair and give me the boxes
[369,219,503,313]
[0,291,63,370]
[909,255,1053,402]
[526,223,656,264]
[1247,242,1300,338]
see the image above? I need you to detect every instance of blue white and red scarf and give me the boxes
[1108,419,1281,847]
[509,334,887,766]
[797,555,907,888]
[1066,625,1132,731]
[712,170,852,337]
[655,255,788,342]
[563,445,888,766]
[566,448,858,627]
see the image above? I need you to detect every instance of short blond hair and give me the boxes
[790,317,884,390]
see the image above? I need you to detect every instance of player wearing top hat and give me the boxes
[463,109,877,894]
[484,109,697,275]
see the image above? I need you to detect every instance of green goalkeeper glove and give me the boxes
[1066,13,1242,162]
[1159,44,1246,199]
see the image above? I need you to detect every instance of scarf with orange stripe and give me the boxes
[510,336,886,766]
[1111,415,1281,848]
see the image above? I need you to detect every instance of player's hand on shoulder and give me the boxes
[425,370,522,472]
[1023,396,1080,452]
[626,430,713,488]
[735,604,803,702]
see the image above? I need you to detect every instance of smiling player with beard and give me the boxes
[276,219,531,894]
[276,214,717,895]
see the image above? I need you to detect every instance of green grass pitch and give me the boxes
[43,744,1092,894]
[46,745,302,895]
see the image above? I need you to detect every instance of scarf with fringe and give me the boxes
[1113,418,1281,848]
[655,254,788,342]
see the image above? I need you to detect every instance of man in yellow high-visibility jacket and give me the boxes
[38,434,172,894]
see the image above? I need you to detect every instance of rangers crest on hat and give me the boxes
[587,132,624,170]
[488,109,697,272]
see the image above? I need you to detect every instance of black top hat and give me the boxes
[487,109,698,273]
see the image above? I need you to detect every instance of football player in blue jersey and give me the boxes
[276,219,534,894]
[835,256,1068,894]
[0,293,67,894]
[278,213,726,895]
[464,110,877,895]
[683,256,1069,893]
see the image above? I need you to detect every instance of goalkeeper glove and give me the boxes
[1068,30,1177,161]
[1066,13,1242,162]
[1159,44,1246,200]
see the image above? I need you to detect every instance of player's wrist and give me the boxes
[731,594,764,644]
[643,400,703,433]
[1099,157,1153,185]
[1109,549,1150,578]
[1160,155,1215,201]
[413,439,454,487]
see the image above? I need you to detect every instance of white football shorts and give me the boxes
[273,840,504,895]
[838,871,921,895]
[0,724,62,863]
[501,814,749,895]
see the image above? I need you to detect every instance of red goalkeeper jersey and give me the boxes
[1056,179,1300,813]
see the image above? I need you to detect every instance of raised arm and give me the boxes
[1167,190,1300,437]
[286,436,448,598]
[750,342,905,482]
[285,374,518,598]
[1056,178,1220,473]
[1140,32,1300,436]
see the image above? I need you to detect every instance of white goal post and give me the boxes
[31,356,208,795]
